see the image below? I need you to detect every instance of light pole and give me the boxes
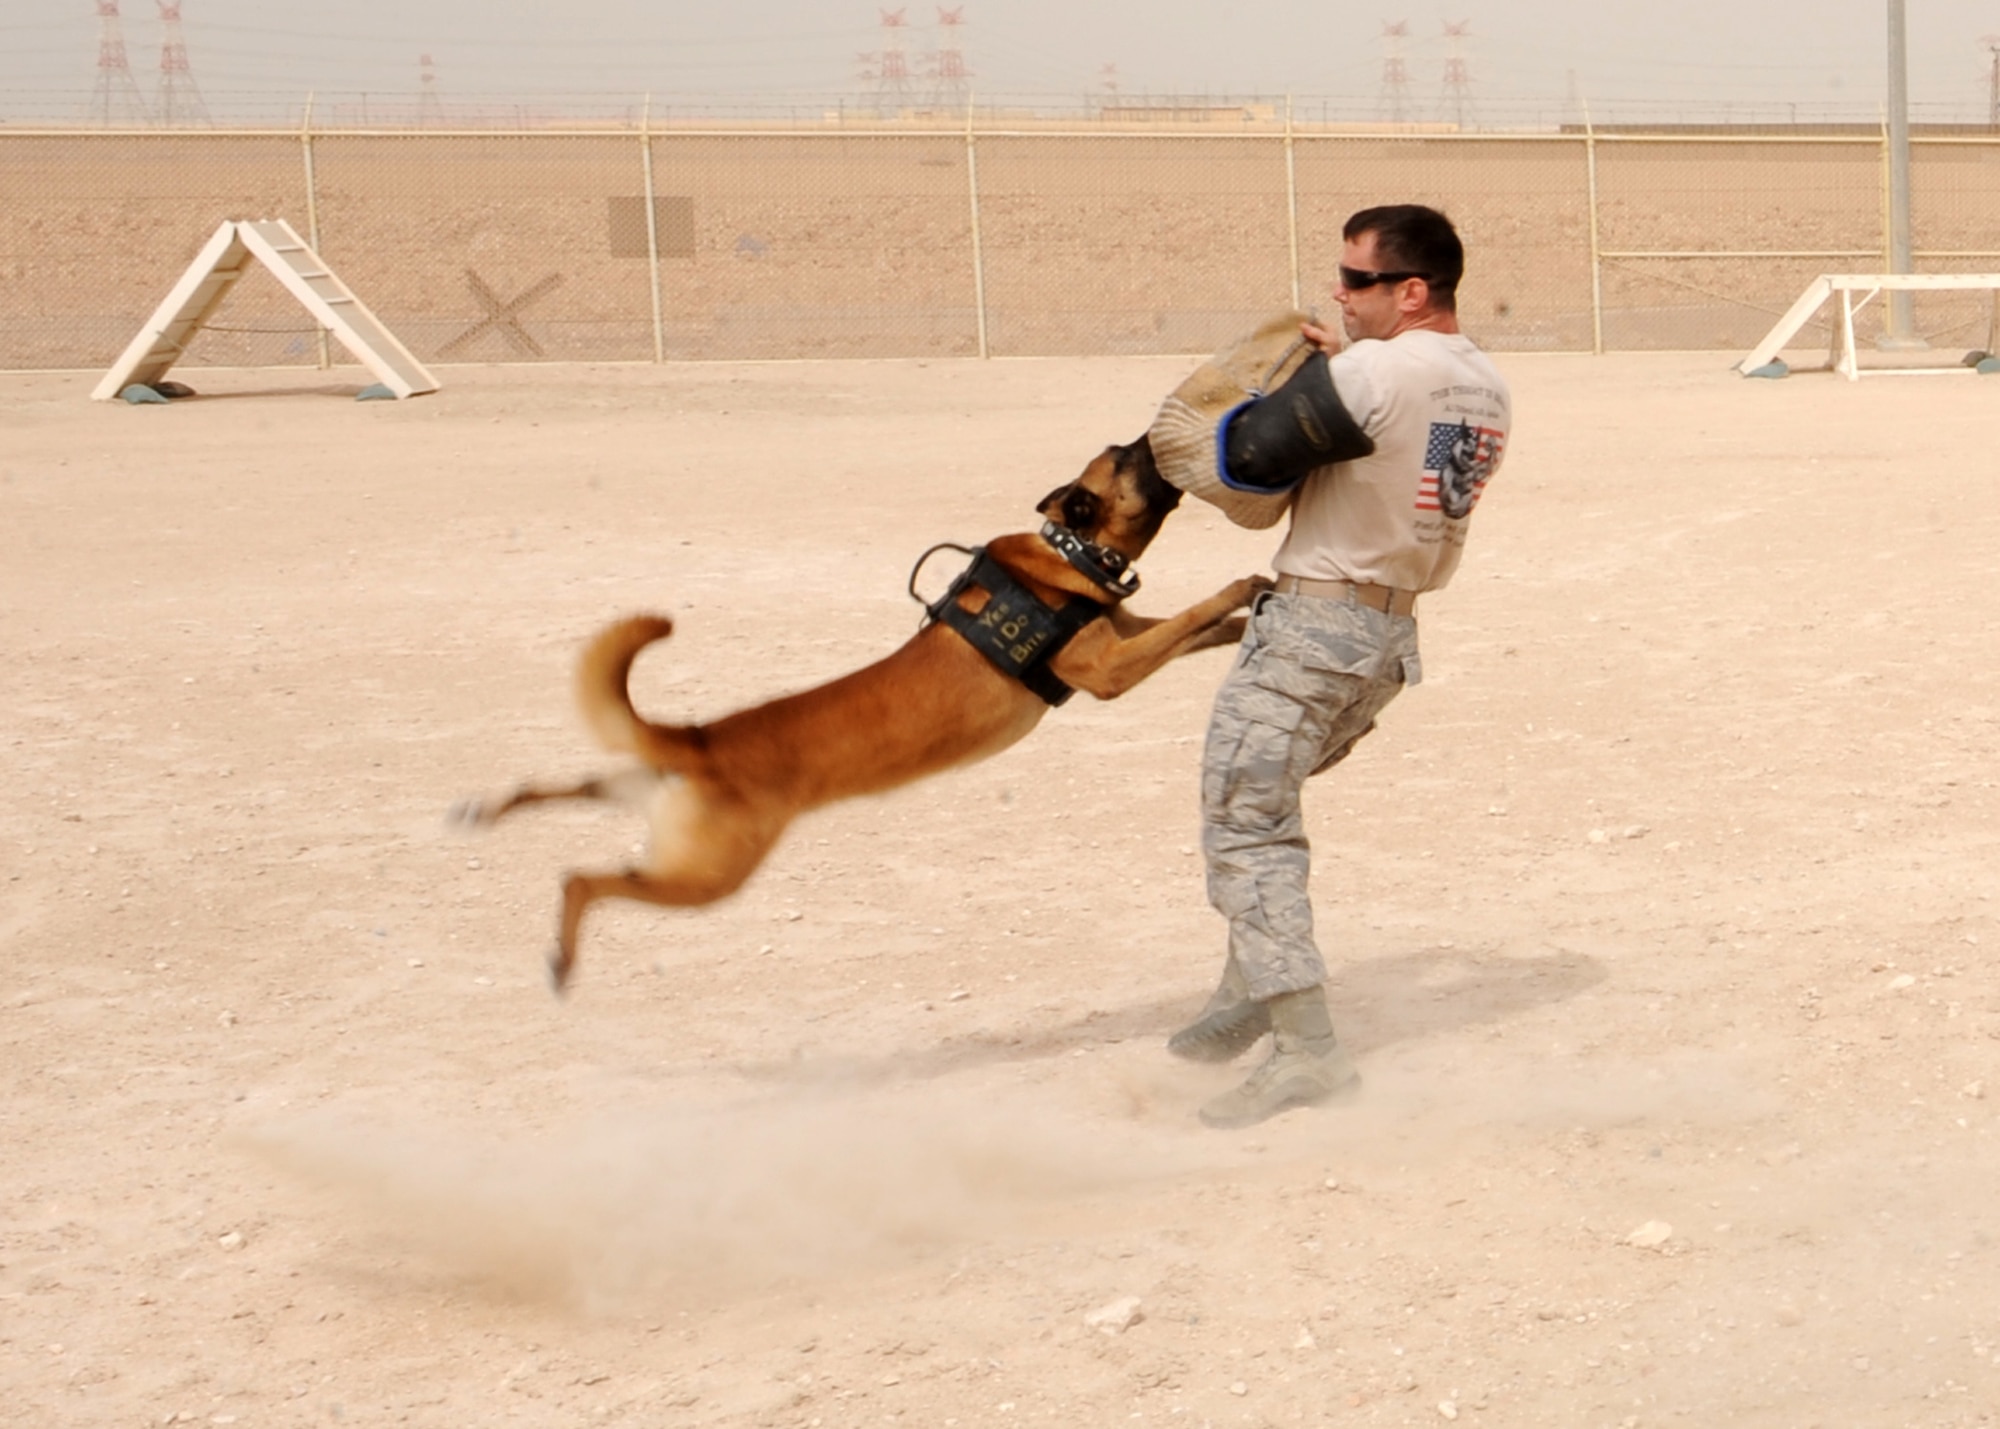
[1985,35,2000,130]
[1879,0,1925,348]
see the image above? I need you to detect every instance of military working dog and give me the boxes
[453,436,1266,991]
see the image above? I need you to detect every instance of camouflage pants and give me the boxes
[1200,590,1421,1002]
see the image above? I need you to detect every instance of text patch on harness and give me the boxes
[924,549,1102,706]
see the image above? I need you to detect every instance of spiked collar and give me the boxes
[1039,520,1140,602]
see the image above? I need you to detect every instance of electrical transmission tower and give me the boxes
[90,1,150,126]
[154,0,210,126]
[927,6,972,111]
[1378,21,1412,123]
[858,9,914,116]
[1439,20,1475,129]
[418,53,442,125]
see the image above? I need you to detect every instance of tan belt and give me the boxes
[1273,574,1419,616]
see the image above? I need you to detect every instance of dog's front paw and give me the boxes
[1225,573,1275,606]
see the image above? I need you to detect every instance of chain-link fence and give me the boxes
[3,122,1997,370]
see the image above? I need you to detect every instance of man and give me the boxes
[1148,204,1512,1129]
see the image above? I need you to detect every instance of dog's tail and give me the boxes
[575,614,703,773]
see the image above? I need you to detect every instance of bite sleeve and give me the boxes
[1219,351,1376,492]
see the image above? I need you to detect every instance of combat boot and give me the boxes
[1197,985,1359,1129]
[1166,955,1270,1063]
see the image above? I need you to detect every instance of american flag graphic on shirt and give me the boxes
[1419,420,1506,518]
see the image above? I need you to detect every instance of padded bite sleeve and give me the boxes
[1220,351,1376,492]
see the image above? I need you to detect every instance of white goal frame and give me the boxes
[1738,273,2000,381]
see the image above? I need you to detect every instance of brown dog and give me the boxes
[453,436,1266,991]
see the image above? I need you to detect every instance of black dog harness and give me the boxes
[909,522,1141,707]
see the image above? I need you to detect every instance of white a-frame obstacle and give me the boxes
[93,218,439,401]
[1738,272,2000,381]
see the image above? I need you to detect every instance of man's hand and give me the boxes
[1300,318,1340,353]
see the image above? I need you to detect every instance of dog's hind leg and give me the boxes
[545,784,785,992]
[449,768,653,828]
[548,859,758,992]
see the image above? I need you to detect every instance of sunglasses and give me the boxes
[1338,265,1428,291]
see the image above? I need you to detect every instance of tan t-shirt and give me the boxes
[1273,329,1511,593]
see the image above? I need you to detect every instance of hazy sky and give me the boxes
[5,0,1998,116]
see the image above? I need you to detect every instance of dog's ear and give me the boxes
[1061,485,1103,534]
[1036,482,1072,513]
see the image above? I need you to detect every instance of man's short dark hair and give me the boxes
[1344,204,1464,311]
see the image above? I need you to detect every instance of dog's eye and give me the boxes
[1063,488,1101,531]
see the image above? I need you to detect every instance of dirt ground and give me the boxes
[4,348,1999,1428]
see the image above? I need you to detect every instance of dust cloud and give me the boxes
[240,1083,1187,1310]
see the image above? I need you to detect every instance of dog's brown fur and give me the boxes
[454,436,1265,991]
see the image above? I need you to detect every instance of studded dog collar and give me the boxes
[1038,520,1141,601]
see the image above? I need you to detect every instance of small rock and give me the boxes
[948,989,969,1001]
[1587,828,1609,844]
[217,1010,237,1027]
[465,857,481,870]
[1622,824,1649,840]
[784,910,803,922]
[1887,974,1917,991]
[1624,1220,1673,1249]
[1084,1296,1144,1334]
[1962,1080,1985,1101]
[217,1231,245,1251]
[1293,1324,1317,1350]
[1774,1299,1804,1327]
[1438,1402,1460,1421]
[1229,1381,1248,1397]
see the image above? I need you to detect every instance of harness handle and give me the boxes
[909,541,981,626]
